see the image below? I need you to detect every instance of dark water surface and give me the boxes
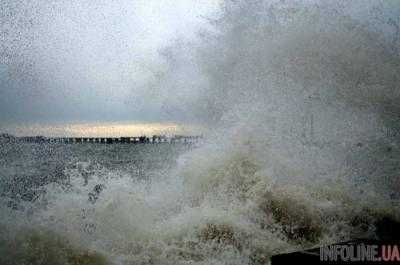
[0,142,189,205]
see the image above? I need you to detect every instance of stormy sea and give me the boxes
[1,0,400,264]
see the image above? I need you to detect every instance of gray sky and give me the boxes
[0,0,219,129]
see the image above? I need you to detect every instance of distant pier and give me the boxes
[16,135,201,144]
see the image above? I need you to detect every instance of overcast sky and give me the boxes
[0,0,219,129]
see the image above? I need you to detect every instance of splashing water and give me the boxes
[1,1,400,264]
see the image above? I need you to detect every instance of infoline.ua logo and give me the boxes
[320,244,400,262]
[271,240,400,265]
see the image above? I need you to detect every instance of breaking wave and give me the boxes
[1,0,400,264]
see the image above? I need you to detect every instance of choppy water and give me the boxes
[1,0,400,264]
[0,140,399,265]
[0,142,187,203]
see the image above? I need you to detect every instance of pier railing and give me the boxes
[15,135,201,144]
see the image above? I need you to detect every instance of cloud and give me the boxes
[0,0,219,125]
